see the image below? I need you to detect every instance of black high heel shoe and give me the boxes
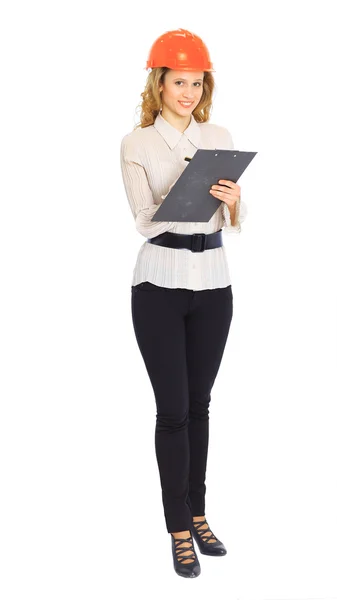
[191,518,227,556]
[170,532,201,578]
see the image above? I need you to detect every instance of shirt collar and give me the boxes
[153,110,201,150]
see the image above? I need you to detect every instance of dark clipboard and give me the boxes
[151,149,257,222]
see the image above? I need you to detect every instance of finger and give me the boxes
[218,179,234,188]
[210,189,236,200]
[210,190,239,204]
[213,182,240,194]
[211,186,237,197]
[211,185,232,193]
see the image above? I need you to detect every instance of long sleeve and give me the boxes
[120,135,176,239]
[220,129,248,234]
[222,195,248,233]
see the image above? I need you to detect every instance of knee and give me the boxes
[189,392,210,420]
[156,409,189,433]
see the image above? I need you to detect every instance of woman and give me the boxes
[120,28,247,578]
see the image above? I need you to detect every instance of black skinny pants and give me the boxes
[131,280,233,533]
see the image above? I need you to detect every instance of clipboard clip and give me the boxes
[184,156,192,162]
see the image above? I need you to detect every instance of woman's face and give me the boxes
[158,69,204,117]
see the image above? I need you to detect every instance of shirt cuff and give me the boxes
[222,196,247,233]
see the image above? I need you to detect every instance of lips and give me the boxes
[179,101,193,107]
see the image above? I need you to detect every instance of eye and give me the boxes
[175,81,202,86]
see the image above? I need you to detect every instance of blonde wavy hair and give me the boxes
[134,67,215,129]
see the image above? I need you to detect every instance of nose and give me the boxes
[182,84,195,98]
[182,91,194,99]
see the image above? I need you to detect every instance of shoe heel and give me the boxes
[191,520,227,557]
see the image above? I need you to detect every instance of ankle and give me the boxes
[193,515,206,523]
[171,529,191,540]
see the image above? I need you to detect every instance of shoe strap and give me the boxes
[172,535,197,563]
[193,519,217,542]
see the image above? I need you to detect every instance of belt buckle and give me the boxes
[191,233,206,252]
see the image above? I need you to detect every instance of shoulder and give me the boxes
[120,124,156,158]
[199,121,234,149]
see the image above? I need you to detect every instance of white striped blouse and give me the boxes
[120,110,247,291]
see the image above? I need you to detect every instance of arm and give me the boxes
[120,135,176,239]
[220,129,248,233]
[222,195,248,233]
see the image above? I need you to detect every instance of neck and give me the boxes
[160,107,191,133]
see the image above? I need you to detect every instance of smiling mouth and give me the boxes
[179,101,194,106]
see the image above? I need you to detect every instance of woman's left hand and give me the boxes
[209,180,241,208]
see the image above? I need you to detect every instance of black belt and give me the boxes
[147,230,223,253]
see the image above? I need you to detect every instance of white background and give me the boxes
[1,1,337,598]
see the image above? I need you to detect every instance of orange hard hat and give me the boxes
[145,28,215,72]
